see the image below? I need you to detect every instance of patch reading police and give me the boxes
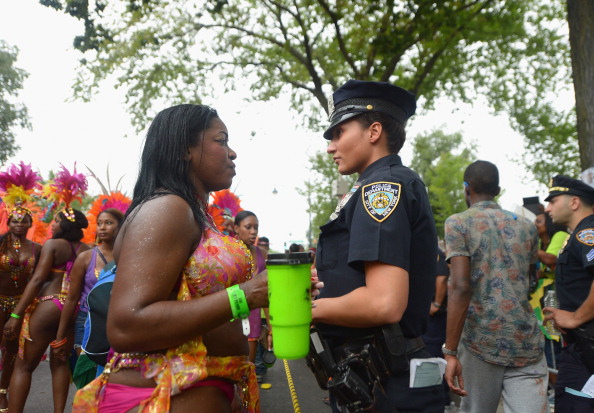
[577,228,594,246]
[361,182,401,222]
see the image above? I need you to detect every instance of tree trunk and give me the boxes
[567,0,594,171]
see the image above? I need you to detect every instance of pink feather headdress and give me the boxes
[0,162,43,222]
[42,163,88,222]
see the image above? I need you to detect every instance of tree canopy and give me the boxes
[0,40,30,165]
[41,0,579,184]
[410,129,476,237]
[297,151,357,246]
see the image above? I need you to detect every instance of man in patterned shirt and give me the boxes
[443,160,548,413]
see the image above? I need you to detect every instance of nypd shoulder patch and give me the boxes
[577,228,594,246]
[361,181,401,222]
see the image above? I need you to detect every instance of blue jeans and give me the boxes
[254,341,267,376]
[74,310,88,348]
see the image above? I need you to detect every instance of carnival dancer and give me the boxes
[73,104,273,412]
[52,197,129,387]
[233,210,271,383]
[0,162,43,412]
[3,164,90,413]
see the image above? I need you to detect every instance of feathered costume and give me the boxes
[18,164,89,358]
[42,163,88,212]
[0,162,44,242]
[207,190,243,235]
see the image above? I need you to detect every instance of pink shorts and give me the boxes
[98,380,235,412]
[99,383,153,413]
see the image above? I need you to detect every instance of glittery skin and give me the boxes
[73,227,259,412]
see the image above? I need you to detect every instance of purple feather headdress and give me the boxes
[44,163,88,209]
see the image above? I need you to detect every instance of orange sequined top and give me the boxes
[73,227,259,413]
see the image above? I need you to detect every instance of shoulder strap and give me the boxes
[95,247,108,265]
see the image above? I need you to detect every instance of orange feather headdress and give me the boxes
[207,189,242,234]
[82,192,132,244]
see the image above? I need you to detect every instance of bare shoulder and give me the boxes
[75,248,94,264]
[119,194,201,252]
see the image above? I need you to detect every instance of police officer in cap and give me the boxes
[310,80,444,412]
[543,175,594,411]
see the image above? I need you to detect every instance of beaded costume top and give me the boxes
[183,226,253,296]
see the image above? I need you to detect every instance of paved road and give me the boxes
[26,353,508,413]
[27,355,330,413]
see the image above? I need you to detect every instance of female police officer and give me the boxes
[309,80,445,412]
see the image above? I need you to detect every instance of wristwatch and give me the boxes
[441,343,457,356]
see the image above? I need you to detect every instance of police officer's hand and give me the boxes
[543,307,574,332]
[310,275,324,306]
[242,269,269,309]
[444,355,467,397]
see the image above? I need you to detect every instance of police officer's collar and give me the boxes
[359,154,402,180]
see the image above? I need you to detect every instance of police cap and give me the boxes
[323,80,416,140]
[544,175,594,203]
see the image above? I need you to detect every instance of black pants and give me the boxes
[422,311,451,406]
[329,348,445,413]
[555,344,594,412]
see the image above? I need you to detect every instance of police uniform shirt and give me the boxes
[316,154,437,340]
[556,214,594,312]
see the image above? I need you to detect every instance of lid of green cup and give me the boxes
[266,252,312,265]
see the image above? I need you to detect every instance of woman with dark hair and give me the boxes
[0,208,42,412]
[531,211,569,374]
[73,104,271,412]
[535,211,569,276]
[52,209,124,364]
[233,210,270,382]
[4,208,89,412]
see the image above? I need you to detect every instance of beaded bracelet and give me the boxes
[10,313,21,319]
[50,338,67,348]
[226,284,250,320]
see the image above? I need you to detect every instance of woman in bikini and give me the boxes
[0,207,41,412]
[52,208,124,362]
[4,207,89,413]
[73,104,274,412]
[233,210,271,382]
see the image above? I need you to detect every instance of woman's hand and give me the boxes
[3,317,21,341]
[242,270,268,309]
[51,340,69,362]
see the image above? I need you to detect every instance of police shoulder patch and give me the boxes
[577,228,594,246]
[361,181,401,222]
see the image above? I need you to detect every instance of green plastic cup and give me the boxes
[267,252,312,359]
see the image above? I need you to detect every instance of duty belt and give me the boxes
[331,335,425,359]
[404,336,425,354]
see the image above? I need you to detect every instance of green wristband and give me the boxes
[226,284,250,320]
[10,313,21,319]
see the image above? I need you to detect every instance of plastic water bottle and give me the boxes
[544,290,559,335]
